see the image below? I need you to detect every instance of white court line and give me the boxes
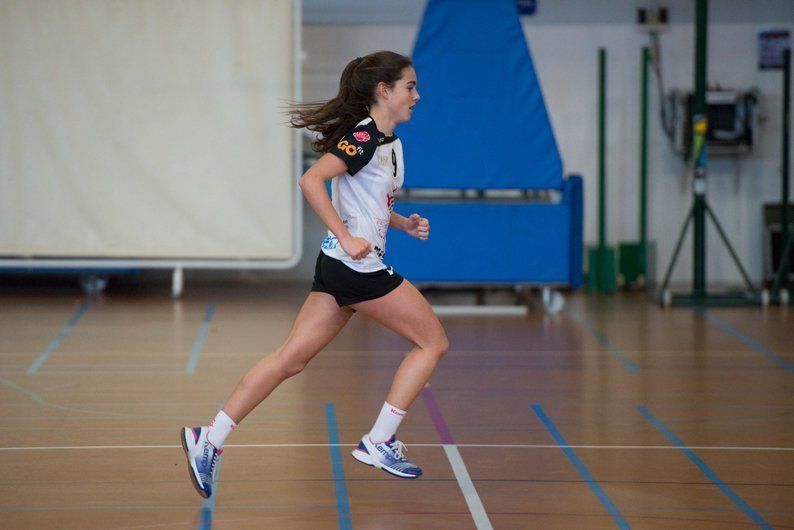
[1,443,792,451]
[432,305,528,316]
[444,445,493,530]
[446,444,794,451]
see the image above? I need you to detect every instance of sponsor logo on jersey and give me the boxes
[337,140,357,156]
[353,130,370,142]
[378,154,389,167]
[321,236,338,249]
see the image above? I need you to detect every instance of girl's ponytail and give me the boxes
[289,51,412,153]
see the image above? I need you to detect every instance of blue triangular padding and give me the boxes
[397,0,562,189]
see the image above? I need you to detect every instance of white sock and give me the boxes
[206,410,236,449]
[368,402,406,442]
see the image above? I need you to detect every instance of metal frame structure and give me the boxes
[658,0,759,307]
[771,48,792,305]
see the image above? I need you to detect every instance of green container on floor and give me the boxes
[587,245,617,293]
[618,242,646,287]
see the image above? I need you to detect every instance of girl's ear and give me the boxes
[376,81,390,100]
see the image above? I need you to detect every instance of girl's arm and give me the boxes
[389,212,408,231]
[390,211,430,240]
[298,154,372,260]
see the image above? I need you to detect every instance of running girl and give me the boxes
[182,50,448,497]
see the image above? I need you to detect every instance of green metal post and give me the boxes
[773,48,791,297]
[599,48,607,250]
[692,0,708,298]
[781,48,790,292]
[588,48,616,293]
[618,47,651,287]
[640,46,649,260]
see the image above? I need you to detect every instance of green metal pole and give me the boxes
[640,47,649,260]
[692,0,708,298]
[588,47,616,293]
[781,48,790,292]
[599,48,607,250]
[773,48,791,296]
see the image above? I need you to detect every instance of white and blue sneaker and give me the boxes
[181,426,222,498]
[352,434,422,479]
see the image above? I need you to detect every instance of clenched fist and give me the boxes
[340,236,372,260]
[406,213,430,240]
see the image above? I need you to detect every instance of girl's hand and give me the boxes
[405,213,430,240]
[340,236,372,260]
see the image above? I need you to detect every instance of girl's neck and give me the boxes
[368,106,395,136]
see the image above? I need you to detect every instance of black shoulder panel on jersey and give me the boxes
[330,120,379,176]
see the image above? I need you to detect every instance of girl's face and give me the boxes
[381,67,420,124]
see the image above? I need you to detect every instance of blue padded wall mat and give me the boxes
[397,0,562,190]
[386,176,583,284]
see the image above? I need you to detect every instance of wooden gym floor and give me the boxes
[0,281,792,529]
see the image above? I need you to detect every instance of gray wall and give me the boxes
[291,0,794,286]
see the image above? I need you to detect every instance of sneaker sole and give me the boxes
[351,448,374,466]
[180,428,210,498]
[351,447,421,479]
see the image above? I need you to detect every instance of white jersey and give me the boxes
[321,117,404,272]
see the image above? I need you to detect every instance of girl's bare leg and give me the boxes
[352,280,448,410]
[223,292,354,424]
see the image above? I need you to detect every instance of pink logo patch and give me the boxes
[353,130,370,142]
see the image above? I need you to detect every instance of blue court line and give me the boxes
[623,504,794,515]
[324,403,352,530]
[27,301,90,374]
[0,504,335,513]
[695,308,794,374]
[186,303,216,374]
[531,404,630,529]
[566,310,639,374]
[198,451,222,530]
[638,406,772,529]
[197,403,226,530]
[0,374,203,420]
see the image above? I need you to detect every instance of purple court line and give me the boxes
[421,386,454,444]
[421,386,494,530]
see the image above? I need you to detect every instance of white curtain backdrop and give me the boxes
[0,0,296,260]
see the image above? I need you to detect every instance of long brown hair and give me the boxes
[289,51,413,153]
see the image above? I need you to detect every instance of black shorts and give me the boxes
[310,251,404,307]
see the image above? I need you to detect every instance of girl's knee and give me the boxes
[275,350,309,378]
[281,357,308,378]
[422,331,448,361]
[435,334,449,359]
